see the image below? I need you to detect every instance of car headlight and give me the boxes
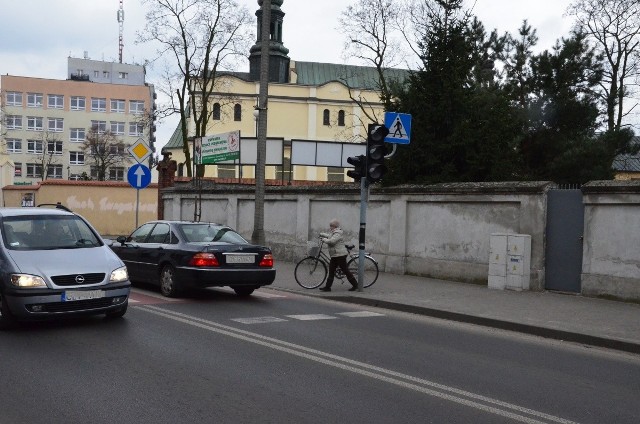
[110,266,129,283]
[11,274,47,288]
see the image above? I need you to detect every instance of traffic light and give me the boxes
[366,124,389,184]
[346,154,366,181]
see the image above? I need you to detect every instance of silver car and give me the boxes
[0,205,130,329]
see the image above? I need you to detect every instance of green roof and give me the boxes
[163,121,184,150]
[293,61,409,90]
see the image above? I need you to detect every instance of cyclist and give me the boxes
[318,219,358,292]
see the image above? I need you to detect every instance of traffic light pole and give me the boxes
[357,176,368,292]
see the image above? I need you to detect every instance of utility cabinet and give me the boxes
[488,233,531,291]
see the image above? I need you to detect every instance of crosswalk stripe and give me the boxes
[285,314,337,321]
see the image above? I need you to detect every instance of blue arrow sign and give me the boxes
[127,164,151,189]
[384,112,412,144]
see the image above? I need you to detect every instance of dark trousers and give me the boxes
[325,255,357,288]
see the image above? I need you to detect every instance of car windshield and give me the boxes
[1,215,101,250]
[180,224,248,244]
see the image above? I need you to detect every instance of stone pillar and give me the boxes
[156,151,177,220]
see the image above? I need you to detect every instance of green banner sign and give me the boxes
[195,130,240,165]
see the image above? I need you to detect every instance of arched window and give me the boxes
[212,103,221,120]
[323,109,330,126]
[234,104,242,121]
[338,110,345,126]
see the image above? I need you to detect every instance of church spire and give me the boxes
[249,0,290,83]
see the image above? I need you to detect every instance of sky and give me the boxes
[0,0,575,152]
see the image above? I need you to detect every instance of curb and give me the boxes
[271,287,640,355]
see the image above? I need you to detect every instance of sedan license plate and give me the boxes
[62,290,105,302]
[226,255,255,264]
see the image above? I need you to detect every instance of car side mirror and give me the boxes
[116,235,127,246]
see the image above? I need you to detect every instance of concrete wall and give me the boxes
[581,181,640,301]
[3,180,158,236]
[161,181,551,291]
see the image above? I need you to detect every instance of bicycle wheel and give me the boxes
[294,257,327,289]
[347,255,379,288]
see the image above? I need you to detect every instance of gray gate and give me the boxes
[545,189,584,292]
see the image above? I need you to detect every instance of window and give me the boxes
[338,110,345,126]
[27,116,44,131]
[109,167,125,181]
[118,72,128,79]
[48,94,64,109]
[47,140,63,155]
[217,165,236,178]
[90,166,99,180]
[91,98,107,112]
[47,164,63,179]
[327,166,345,182]
[275,156,292,182]
[69,151,84,165]
[26,163,42,178]
[27,140,44,154]
[48,117,64,132]
[111,99,125,113]
[27,93,43,108]
[109,144,125,155]
[7,139,22,153]
[323,109,330,125]
[69,174,82,181]
[234,104,242,121]
[14,162,22,177]
[110,121,125,135]
[103,71,110,78]
[91,120,107,133]
[70,96,85,111]
[7,91,22,106]
[129,100,145,114]
[212,103,221,120]
[6,115,22,130]
[94,71,100,78]
[129,122,144,136]
[70,128,85,142]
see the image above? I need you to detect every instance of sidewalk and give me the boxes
[269,261,640,354]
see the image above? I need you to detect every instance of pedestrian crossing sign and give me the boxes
[384,112,412,144]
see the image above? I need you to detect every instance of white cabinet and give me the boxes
[489,233,531,291]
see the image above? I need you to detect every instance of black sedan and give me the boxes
[111,220,276,297]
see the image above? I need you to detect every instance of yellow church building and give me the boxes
[163,0,407,183]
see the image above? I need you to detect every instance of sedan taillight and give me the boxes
[189,253,220,267]
[259,254,274,267]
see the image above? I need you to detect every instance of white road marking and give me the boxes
[131,288,182,301]
[337,311,385,318]
[231,316,288,324]
[285,314,337,321]
[137,305,577,424]
[212,287,287,298]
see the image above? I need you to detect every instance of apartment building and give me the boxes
[1,57,156,184]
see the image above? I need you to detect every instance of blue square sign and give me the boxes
[384,112,411,144]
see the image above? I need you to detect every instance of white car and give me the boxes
[0,204,130,329]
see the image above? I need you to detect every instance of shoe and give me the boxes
[319,287,331,292]
[349,286,358,292]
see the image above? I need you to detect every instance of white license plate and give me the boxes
[226,255,255,264]
[63,290,105,302]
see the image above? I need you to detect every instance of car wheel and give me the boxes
[0,292,17,330]
[160,264,181,297]
[105,302,128,319]
[233,287,255,297]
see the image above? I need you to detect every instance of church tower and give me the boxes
[249,0,290,83]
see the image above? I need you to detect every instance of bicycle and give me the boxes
[294,237,379,289]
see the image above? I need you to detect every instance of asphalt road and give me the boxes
[0,286,638,424]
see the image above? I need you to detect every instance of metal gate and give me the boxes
[545,188,584,292]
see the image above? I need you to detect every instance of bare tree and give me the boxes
[81,128,129,181]
[138,0,253,177]
[567,0,640,130]
[32,130,64,181]
[338,0,407,120]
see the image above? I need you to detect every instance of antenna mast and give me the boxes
[117,0,125,63]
